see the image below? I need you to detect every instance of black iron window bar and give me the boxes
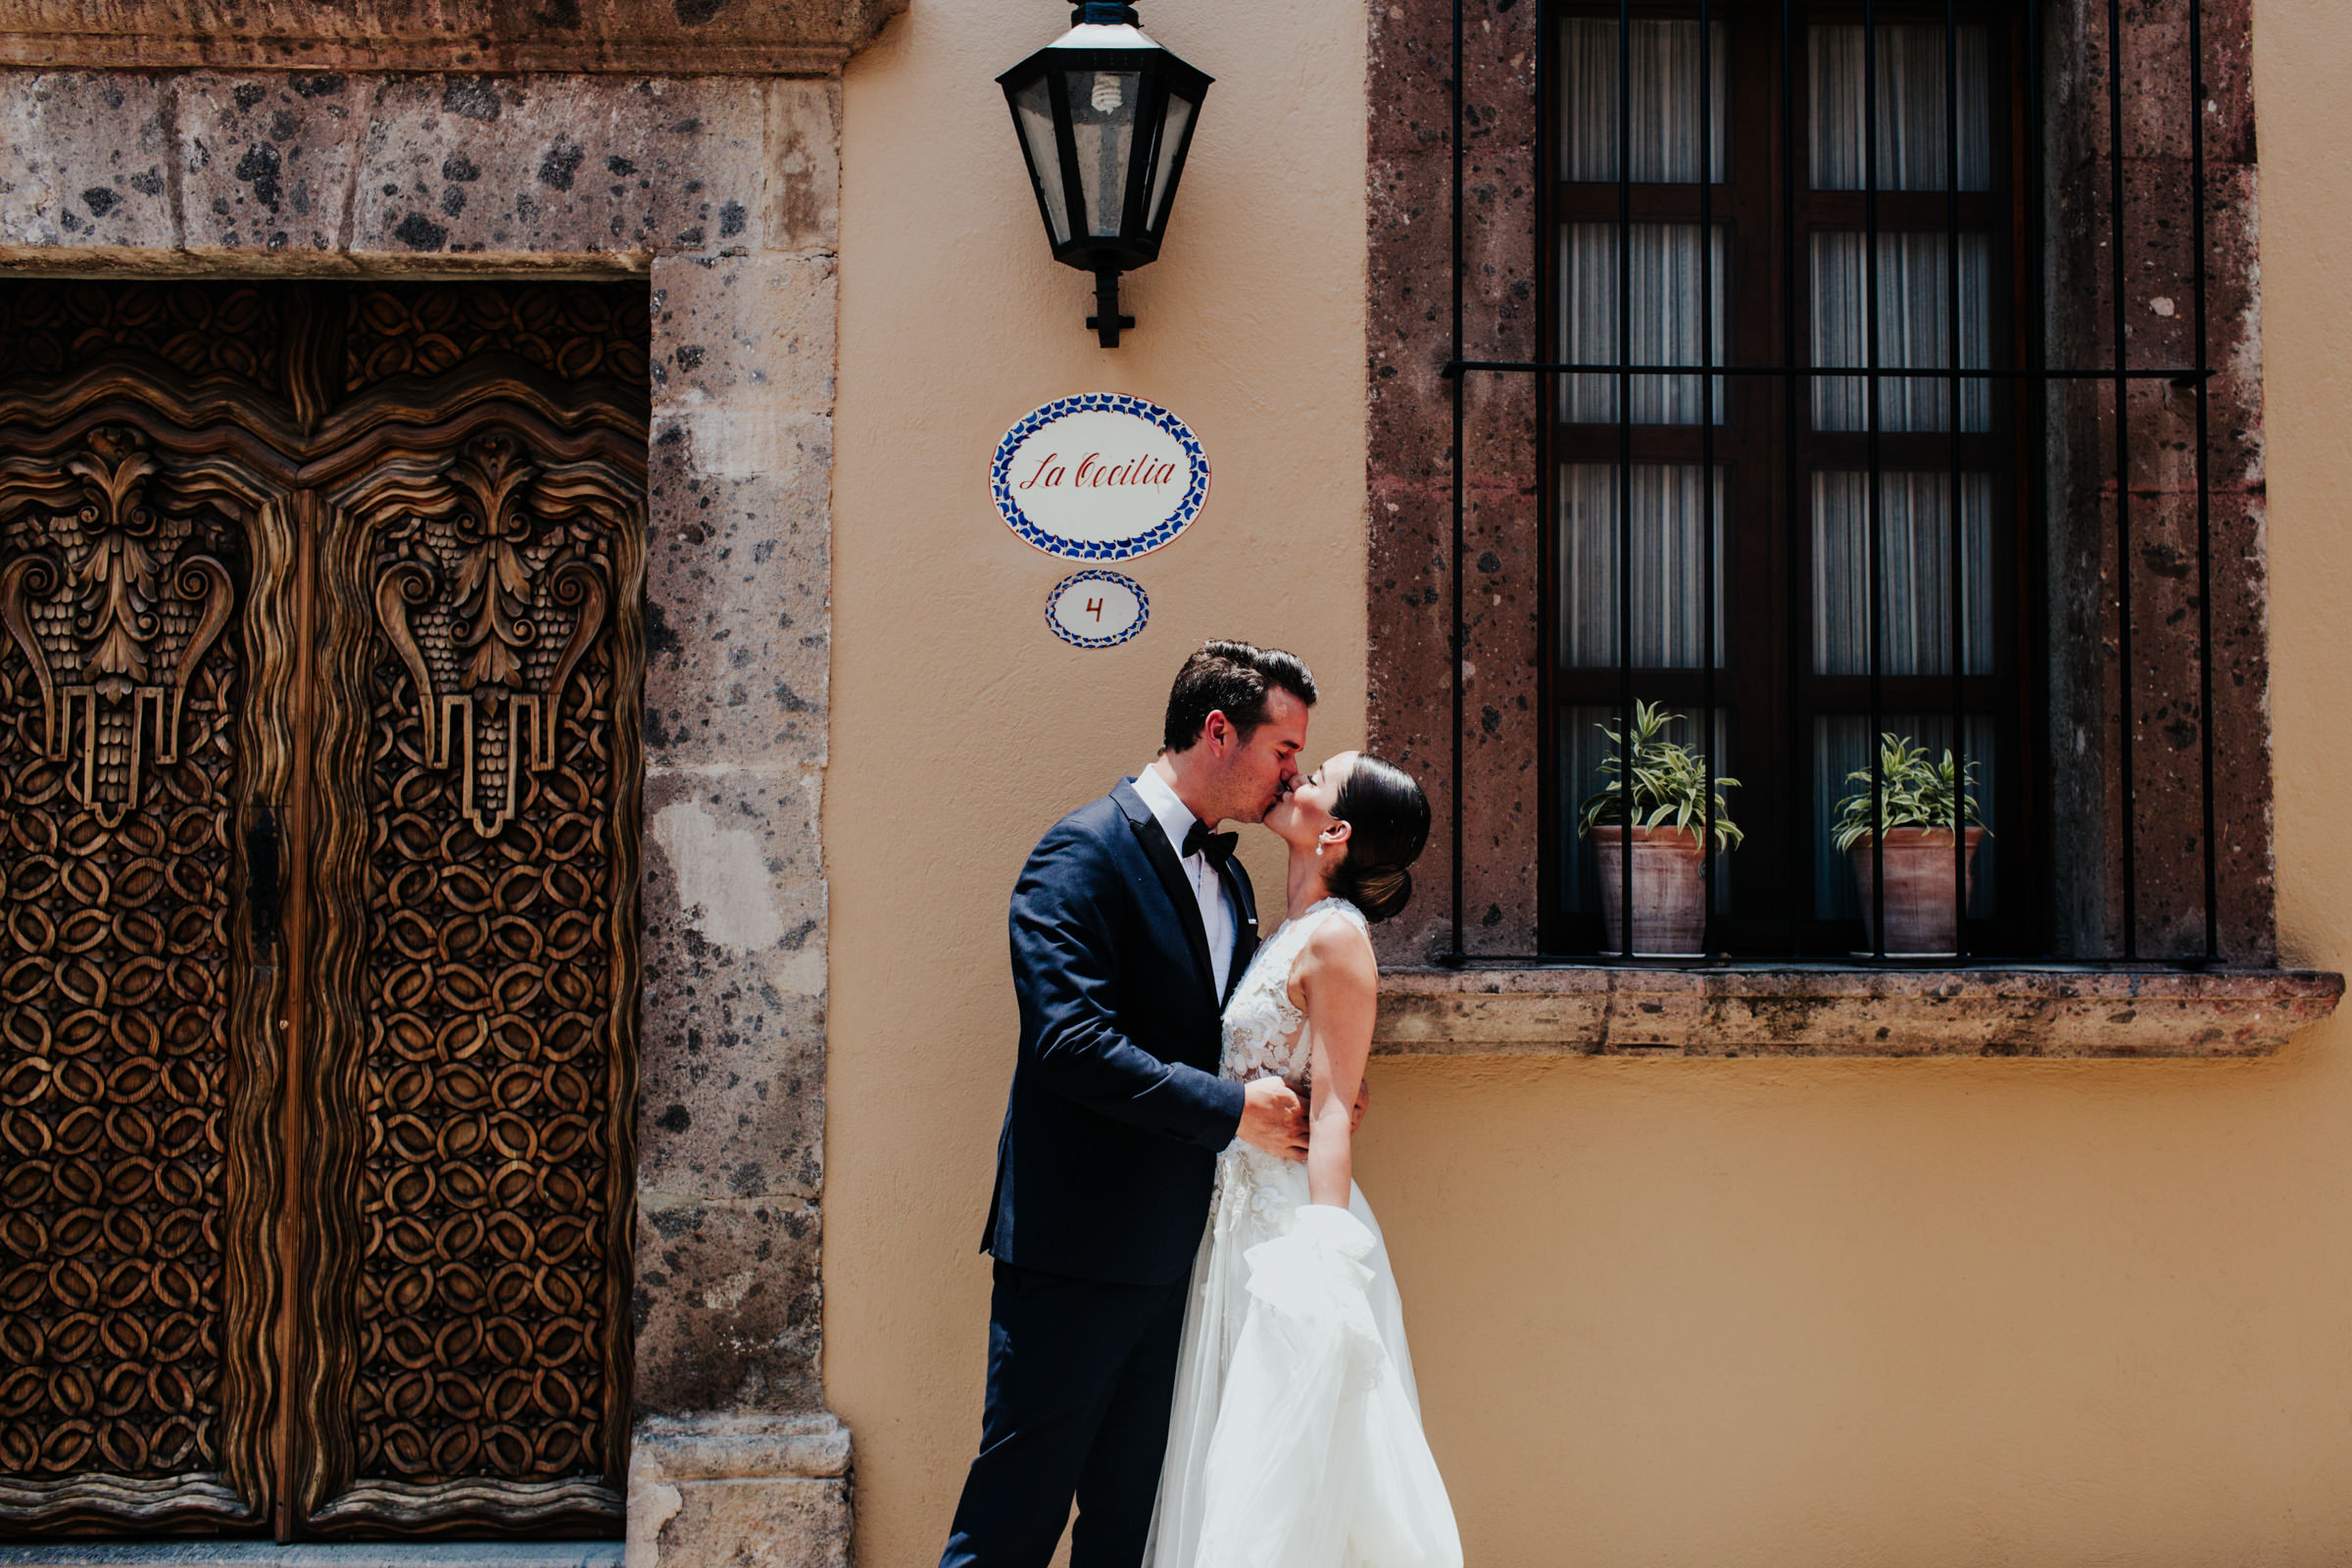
[1438,0,2222,966]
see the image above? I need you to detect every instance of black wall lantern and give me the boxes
[998,1,1211,347]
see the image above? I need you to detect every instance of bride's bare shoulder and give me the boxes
[1297,906,1377,992]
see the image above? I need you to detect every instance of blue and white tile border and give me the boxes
[990,393,1210,561]
[1045,570,1151,650]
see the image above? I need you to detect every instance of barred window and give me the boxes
[1373,0,2268,970]
[1548,6,2027,955]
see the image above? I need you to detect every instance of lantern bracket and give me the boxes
[1087,268,1136,348]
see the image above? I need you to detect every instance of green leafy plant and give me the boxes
[1831,732,1986,853]
[1576,700,1742,852]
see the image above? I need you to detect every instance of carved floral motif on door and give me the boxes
[0,281,647,1540]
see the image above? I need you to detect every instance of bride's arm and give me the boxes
[1297,916,1380,1209]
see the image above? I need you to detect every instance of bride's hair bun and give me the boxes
[1326,756,1431,923]
[1345,863,1414,923]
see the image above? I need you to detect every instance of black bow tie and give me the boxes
[1181,820,1238,868]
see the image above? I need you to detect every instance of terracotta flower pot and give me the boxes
[1847,825,1987,956]
[1589,824,1709,956]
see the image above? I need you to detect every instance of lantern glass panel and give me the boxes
[1012,76,1071,244]
[1072,70,1142,237]
[1147,89,1196,230]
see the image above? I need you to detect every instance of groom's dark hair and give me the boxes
[1163,641,1318,753]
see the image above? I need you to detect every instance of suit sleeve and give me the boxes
[1010,819,1247,1150]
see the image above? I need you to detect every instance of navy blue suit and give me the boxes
[941,779,1258,1568]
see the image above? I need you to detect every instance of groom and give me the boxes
[939,641,1326,1568]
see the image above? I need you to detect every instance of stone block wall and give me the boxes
[1365,0,1544,965]
[0,58,862,1567]
[2043,0,2274,962]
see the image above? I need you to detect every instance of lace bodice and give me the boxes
[1219,897,1370,1091]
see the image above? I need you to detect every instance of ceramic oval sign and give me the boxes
[1046,569,1150,649]
[992,393,1209,561]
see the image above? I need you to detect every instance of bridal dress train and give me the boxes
[1146,899,1464,1568]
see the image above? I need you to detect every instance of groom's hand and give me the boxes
[1349,1077,1370,1134]
[1237,1077,1309,1161]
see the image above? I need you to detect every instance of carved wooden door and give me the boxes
[0,281,647,1538]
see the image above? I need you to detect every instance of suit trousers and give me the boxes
[939,1259,1192,1568]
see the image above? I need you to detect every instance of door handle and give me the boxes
[246,808,282,951]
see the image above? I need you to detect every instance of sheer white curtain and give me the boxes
[1562,465,1724,668]
[1810,24,1991,191]
[1556,20,1736,930]
[1563,223,1726,423]
[1812,471,1993,676]
[1812,231,1990,431]
[1557,20,1730,630]
[1809,20,1993,433]
[1561,19,1728,183]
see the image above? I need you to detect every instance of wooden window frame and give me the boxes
[1539,1,2039,956]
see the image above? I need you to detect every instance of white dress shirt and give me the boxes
[1131,764,1240,998]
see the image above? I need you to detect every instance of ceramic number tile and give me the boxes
[1044,568,1149,649]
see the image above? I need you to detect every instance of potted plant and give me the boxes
[1832,733,1988,956]
[1578,700,1741,956]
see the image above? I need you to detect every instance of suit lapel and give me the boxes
[1113,780,1218,1006]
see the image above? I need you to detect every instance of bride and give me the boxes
[1146,752,1463,1568]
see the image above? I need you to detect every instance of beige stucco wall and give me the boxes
[826,0,1370,1562]
[829,3,2352,1566]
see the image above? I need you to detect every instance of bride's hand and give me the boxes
[1237,1076,1309,1161]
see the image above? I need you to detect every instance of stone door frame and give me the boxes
[0,20,891,1560]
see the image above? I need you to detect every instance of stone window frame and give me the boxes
[0,5,895,1556]
[1363,0,2344,1055]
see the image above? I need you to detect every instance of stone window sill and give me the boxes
[1375,963,2344,1058]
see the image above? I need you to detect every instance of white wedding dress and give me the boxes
[1145,898,1464,1568]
